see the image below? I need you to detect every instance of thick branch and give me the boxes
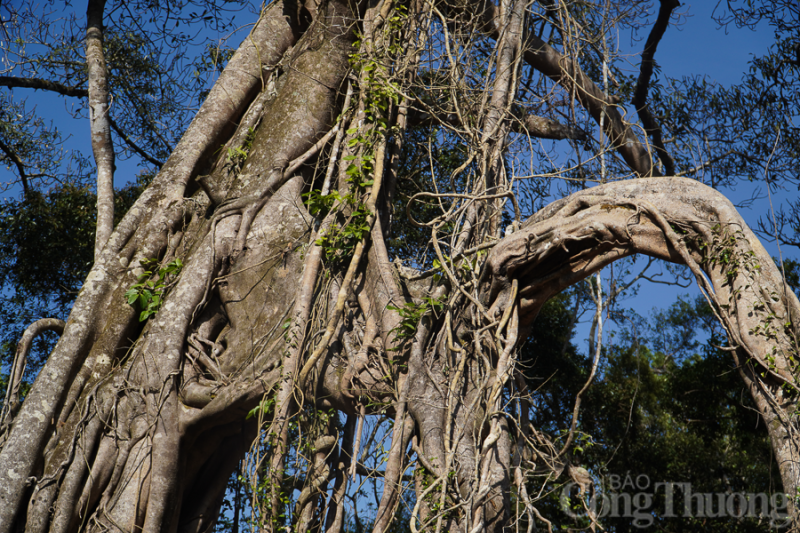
[517,113,587,141]
[408,107,587,140]
[474,2,657,176]
[0,76,88,98]
[522,35,656,176]
[631,0,679,175]
[86,0,115,260]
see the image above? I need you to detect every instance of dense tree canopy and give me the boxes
[0,0,799,532]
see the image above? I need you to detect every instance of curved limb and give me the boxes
[0,318,66,442]
[486,176,800,513]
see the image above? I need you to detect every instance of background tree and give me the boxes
[524,291,785,531]
[0,0,798,532]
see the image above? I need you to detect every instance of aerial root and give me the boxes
[296,135,388,390]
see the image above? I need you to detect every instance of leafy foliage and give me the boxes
[308,191,373,266]
[387,297,443,341]
[125,257,184,322]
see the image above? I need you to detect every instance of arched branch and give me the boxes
[487,176,800,504]
[0,318,66,445]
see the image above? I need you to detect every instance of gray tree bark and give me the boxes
[1,1,798,532]
[86,0,115,260]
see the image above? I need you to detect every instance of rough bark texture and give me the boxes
[0,1,304,528]
[1,1,798,532]
[486,177,800,500]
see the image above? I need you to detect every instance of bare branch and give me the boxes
[109,117,164,168]
[632,0,679,175]
[521,34,657,176]
[464,0,658,175]
[0,76,88,98]
[0,137,30,194]
[407,107,587,140]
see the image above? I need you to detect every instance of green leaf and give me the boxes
[125,289,139,305]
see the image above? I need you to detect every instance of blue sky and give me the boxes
[1,1,781,196]
[657,1,773,85]
[1,0,794,347]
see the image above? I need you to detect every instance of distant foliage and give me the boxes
[0,174,151,401]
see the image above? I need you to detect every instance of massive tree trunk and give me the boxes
[1,0,798,532]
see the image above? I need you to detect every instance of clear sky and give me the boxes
[657,1,773,85]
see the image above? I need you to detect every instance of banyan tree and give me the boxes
[0,0,798,531]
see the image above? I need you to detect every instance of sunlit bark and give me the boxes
[1,1,798,532]
[86,0,115,260]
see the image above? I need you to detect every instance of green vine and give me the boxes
[697,223,761,286]
[302,8,408,266]
[303,189,372,265]
[247,395,275,420]
[696,225,800,383]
